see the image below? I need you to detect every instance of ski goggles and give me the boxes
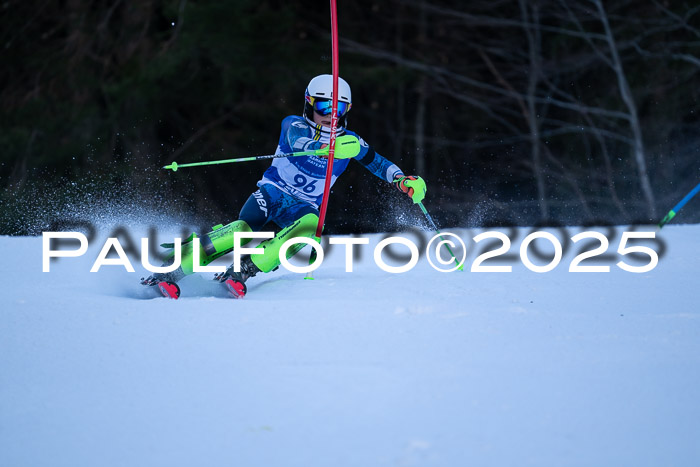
[308,97,350,117]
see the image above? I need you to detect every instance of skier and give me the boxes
[142,74,426,298]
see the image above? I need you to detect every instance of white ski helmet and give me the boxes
[304,74,352,127]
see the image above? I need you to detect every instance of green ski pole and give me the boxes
[659,181,700,228]
[163,134,361,172]
[163,149,321,172]
[417,202,464,271]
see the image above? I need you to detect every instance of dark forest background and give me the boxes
[2,0,700,235]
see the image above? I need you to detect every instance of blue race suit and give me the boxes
[239,115,404,230]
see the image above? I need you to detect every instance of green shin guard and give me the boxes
[250,213,319,273]
[162,220,253,275]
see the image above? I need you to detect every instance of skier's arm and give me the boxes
[284,119,325,152]
[354,138,427,204]
[354,140,404,182]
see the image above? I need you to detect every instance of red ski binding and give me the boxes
[224,279,247,299]
[157,281,181,300]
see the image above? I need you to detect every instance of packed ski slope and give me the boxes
[1,225,699,467]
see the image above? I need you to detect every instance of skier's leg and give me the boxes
[146,186,278,285]
[218,211,319,285]
[178,219,253,275]
[217,186,320,298]
[238,187,272,231]
[143,219,254,285]
[250,211,319,273]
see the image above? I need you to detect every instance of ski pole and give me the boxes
[659,181,700,228]
[163,134,361,172]
[163,149,323,172]
[417,202,464,271]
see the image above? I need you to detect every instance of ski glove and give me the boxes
[393,175,427,204]
[316,135,361,159]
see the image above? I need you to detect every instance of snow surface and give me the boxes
[1,225,699,467]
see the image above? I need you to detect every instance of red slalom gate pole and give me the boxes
[306,0,339,279]
[316,0,339,238]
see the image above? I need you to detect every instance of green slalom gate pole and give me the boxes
[417,202,464,271]
[658,181,700,229]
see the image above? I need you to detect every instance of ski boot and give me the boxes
[140,267,186,299]
[214,255,261,298]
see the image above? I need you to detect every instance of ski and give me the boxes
[141,276,246,300]
[140,275,181,300]
[223,279,247,299]
[157,281,181,299]
[142,262,252,299]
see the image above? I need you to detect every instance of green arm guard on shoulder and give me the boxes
[315,135,361,159]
